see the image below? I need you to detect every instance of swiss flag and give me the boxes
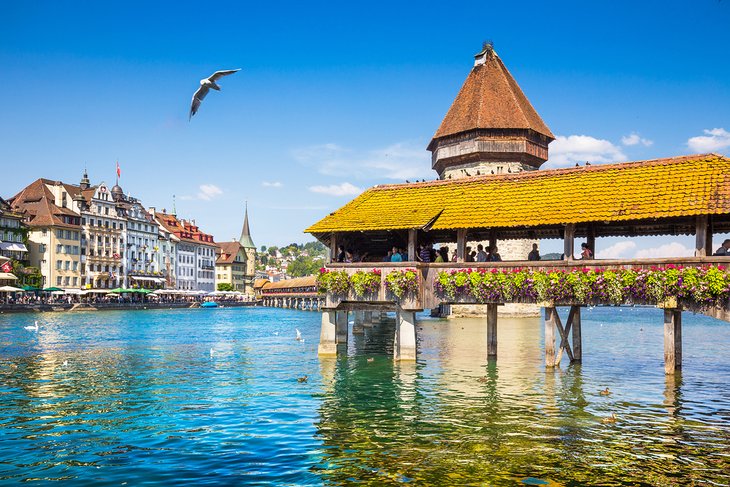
[1,261,12,273]
[116,161,121,178]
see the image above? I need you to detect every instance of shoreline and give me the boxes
[0,301,259,314]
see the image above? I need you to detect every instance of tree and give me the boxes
[287,255,321,277]
[217,283,234,291]
[260,245,267,252]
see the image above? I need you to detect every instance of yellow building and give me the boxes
[215,241,248,291]
[10,179,82,289]
[215,205,257,294]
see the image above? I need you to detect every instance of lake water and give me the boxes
[0,307,729,485]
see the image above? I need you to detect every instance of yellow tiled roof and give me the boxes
[306,154,730,233]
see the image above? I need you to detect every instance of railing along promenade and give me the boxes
[316,257,730,373]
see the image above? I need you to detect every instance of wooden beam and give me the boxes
[330,232,338,263]
[564,224,575,261]
[695,215,709,257]
[571,305,582,362]
[487,303,497,359]
[545,306,557,367]
[664,309,682,374]
[408,229,417,262]
[586,225,596,258]
[456,229,467,263]
[554,309,574,365]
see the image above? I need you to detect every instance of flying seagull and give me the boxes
[189,69,241,120]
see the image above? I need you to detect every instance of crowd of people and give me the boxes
[334,241,600,263]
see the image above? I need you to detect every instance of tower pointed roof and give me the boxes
[428,45,554,150]
[239,204,255,249]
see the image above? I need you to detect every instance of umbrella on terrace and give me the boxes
[0,285,24,292]
[109,287,128,293]
[42,287,64,292]
[22,285,41,292]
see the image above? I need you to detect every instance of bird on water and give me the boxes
[189,69,241,119]
[295,329,303,342]
[24,321,39,331]
[600,387,611,396]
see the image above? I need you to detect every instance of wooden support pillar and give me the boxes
[318,310,337,356]
[352,311,365,334]
[572,306,582,362]
[486,303,497,359]
[664,309,682,374]
[544,307,557,367]
[456,229,467,263]
[563,224,575,261]
[488,230,496,254]
[363,311,373,327]
[336,310,348,344]
[695,215,712,257]
[330,232,338,263]
[394,307,417,361]
[586,226,596,258]
[407,229,417,262]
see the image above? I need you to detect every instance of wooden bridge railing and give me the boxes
[322,257,730,311]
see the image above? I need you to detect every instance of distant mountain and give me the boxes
[541,253,564,261]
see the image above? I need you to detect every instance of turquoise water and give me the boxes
[0,307,729,485]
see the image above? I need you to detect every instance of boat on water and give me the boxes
[201,302,219,308]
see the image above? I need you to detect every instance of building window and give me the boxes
[57,277,62,286]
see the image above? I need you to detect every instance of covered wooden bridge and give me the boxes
[306,154,730,372]
[259,276,323,310]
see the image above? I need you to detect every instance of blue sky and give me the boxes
[1,1,729,256]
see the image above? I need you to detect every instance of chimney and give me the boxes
[149,206,156,215]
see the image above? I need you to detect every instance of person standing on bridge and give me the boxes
[528,243,541,261]
[581,243,593,260]
[714,239,730,255]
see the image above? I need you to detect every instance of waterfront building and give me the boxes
[154,210,216,292]
[0,198,29,263]
[75,173,128,289]
[115,195,162,288]
[9,179,82,289]
[215,241,248,292]
[213,205,257,294]
[150,209,178,289]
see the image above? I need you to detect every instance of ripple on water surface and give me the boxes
[0,306,729,485]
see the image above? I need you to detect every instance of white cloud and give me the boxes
[179,184,223,201]
[308,182,362,197]
[545,135,626,168]
[262,181,283,188]
[634,242,693,259]
[687,128,730,153]
[292,141,433,181]
[621,133,653,147]
[596,240,636,259]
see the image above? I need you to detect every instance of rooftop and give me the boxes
[306,154,730,236]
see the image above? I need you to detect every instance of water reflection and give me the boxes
[315,310,730,485]
[1,307,729,485]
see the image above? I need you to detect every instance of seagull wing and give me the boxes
[189,85,210,119]
[209,69,241,82]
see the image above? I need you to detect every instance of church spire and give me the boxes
[239,202,255,249]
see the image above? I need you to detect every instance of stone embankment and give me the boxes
[0,302,258,314]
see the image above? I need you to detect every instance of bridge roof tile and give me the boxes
[305,154,730,233]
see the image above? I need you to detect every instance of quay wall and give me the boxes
[0,302,257,314]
